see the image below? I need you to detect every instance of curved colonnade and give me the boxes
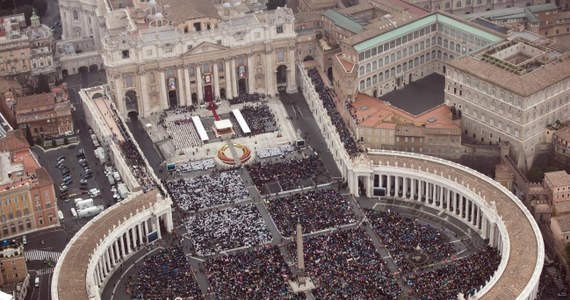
[298,64,544,299]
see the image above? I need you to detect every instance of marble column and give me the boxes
[387,175,392,196]
[225,60,233,99]
[119,235,126,258]
[166,211,174,232]
[196,66,204,105]
[139,73,149,117]
[287,47,296,92]
[156,216,162,239]
[231,58,238,98]
[184,66,192,106]
[105,248,112,272]
[144,219,149,242]
[403,178,408,199]
[115,78,126,117]
[213,62,220,100]
[126,228,132,253]
[247,55,255,94]
[177,67,186,106]
[159,70,169,109]
[113,241,119,264]
[137,223,144,246]
[265,51,274,95]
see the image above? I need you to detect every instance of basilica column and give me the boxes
[177,67,186,106]
[247,55,255,94]
[139,73,149,117]
[225,60,233,99]
[114,77,126,116]
[287,46,297,93]
[184,66,192,106]
[196,66,204,105]
[213,62,220,100]
[265,51,274,95]
[159,70,169,110]
[231,58,238,98]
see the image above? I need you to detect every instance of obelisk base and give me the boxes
[289,277,316,293]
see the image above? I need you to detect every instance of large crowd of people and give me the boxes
[266,189,356,237]
[203,246,304,299]
[292,228,402,299]
[183,205,272,256]
[128,244,203,299]
[246,154,330,194]
[406,246,501,299]
[228,92,263,105]
[365,209,456,273]
[307,68,359,156]
[166,169,249,211]
[111,107,156,192]
[239,104,278,135]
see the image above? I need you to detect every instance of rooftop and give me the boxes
[447,46,570,96]
[323,9,366,34]
[56,190,162,300]
[353,92,457,130]
[553,215,570,232]
[376,73,445,115]
[0,129,29,153]
[16,93,55,111]
[544,170,570,187]
[161,0,220,25]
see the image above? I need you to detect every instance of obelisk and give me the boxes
[289,222,315,292]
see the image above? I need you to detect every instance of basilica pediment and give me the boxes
[183,42,228,57]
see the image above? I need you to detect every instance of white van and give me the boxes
[34,276,40,287]
[70,208,78,220]
[58,210,64,221]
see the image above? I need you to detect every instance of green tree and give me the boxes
[36,74,50,93]
[51,139,56,148]
[266,0,286,10]
[527,166,544,182]
[25,126,34,146]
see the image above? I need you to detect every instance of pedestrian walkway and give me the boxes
[33,268,54,276]
[25,249,61,262]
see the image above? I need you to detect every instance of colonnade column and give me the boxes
[247,55,255,94]
[196,66,204,105]
[231,58,238,98]
[481,216,489,239]
[126,228,133,253]
[159,70,169,110]
[166,211,174,232]
[213,62,220,100]
[459,197,464,218]
[105,248,112,272]
[225,60,233,99]
[155,216,162,239]
[144,219,149,243]
[139,73,149,117]
[489,223,497,247]
[177,68,186,106]
[184,66,192,106]
[403,178,408,199]
[138,223,144,246]
[411,179,416,199]
[387,176,392,196]
[113,241,119,264]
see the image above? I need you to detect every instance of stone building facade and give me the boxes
[100,1,297,119]
[0,130,59,240]
[445,39,570,170]
[0,244,27,288]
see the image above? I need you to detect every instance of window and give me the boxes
[73,10,78,20]
[146,49,152,56]
[276,25,283,34]
[121,50,129,59]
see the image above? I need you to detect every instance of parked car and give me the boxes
[80,178,87,185]
[83,173,93,179]
[76,149,85,158]
[89,188,101,197]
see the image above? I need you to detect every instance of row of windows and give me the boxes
[0,209,30,222]
[359,36,467,77]
[358,24,437,61]
[359,50,451,90]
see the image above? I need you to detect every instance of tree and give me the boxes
[25,126,34,146]
[266,0,286,10]
[527,167,544,182]
[36,74,50,94]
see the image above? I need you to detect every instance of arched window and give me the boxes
[366,63,371,73]
[359,66,365,75]
[385,70,389,79]
[73,10,78,20]
[456,1,462,7]
[378,59,383,67]
[372,61,377,70]
[366,78,371,87]
[359,80,365,90]
[445,2,451,8]
[379,72,384,81]
[373,75,378,84]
